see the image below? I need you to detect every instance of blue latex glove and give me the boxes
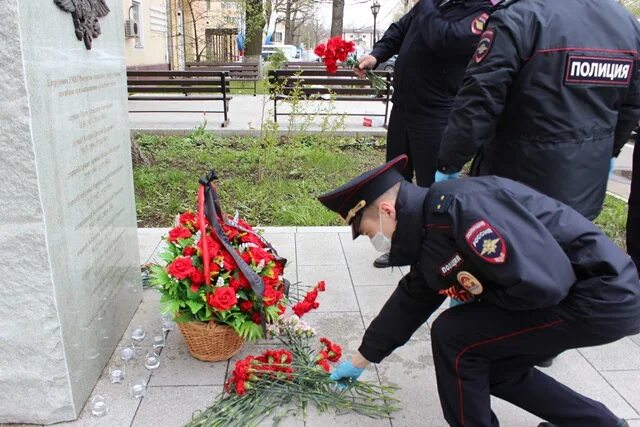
[435,170,461,182]
[609,158,615,177]
[329,360,364,388]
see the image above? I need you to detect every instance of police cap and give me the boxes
[317,155,408,239]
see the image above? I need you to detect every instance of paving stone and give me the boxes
[355,285,396,318]
[630,333,640,348]
[490,397,542,426]
[137,228,169,265]
[304,405,392,427]
[601,371,640,416]
[542,350,638,419]
[148,330,228,387]
[132,385,219,427]
[297,265,358,313]
[626,419,640,427]
[339,233,404,286]
[296,233,346,266]
[578,337,640,371]
[302,312,366,356]
[260,232,296,250]
[259,226,298,234]
[298,226,350,233]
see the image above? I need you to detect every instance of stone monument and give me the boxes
[0,0,141,423]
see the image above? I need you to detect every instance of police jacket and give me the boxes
[358,177,640,364]
[437,0,640,221]
[370,0,492,116]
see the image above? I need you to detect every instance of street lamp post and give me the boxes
[371,0,380,45]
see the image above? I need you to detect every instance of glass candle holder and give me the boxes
[120,346,135,361]
[90,394,109,417]
[151,329,165,348]
[109,361,126,384]
[144,350,160,370]
[131,326,146,342]
[161,316,176,332]
[129,379,147,399]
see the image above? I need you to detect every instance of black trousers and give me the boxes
[431,302,624,427]
[628,136,640,272]
[386,105,449,187]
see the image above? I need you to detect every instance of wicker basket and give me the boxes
[177,321,244,362]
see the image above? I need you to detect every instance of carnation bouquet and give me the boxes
[314,36,389,94]
[150,172,290,341]
[186,312,399,427]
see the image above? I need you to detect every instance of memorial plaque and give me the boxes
[0,0,141,423]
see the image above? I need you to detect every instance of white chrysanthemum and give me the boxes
[216,276,225,287]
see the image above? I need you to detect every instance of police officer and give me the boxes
[434,0,640,222]
[356,0,494,268]
[629,134,640,272]
[319,155,639,427]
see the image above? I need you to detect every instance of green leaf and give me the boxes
[186,300,204,314]
[160,252,176,263]
[160,298,181,315]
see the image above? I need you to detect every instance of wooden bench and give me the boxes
[127,70,232,127]
[282,61,324,70]
[186,61,260,96]
[268,69,392,126]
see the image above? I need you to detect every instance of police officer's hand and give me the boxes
[330,354,368,388]
[354,55,377,78]
[609,157,616,177]
[435,171,461,182]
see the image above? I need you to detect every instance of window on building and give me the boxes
[273,32,283,43]
[132,1,143,48]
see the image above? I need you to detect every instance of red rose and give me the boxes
[251,312,262,325]
[239,300,253,312]
[179,211,197,227]
[317,280,326,292]
[189,268,205,288]
[198,235,221,259]
[240,232,263,246]
[221,251,238,271]
[167,257,194,280]
[241,250,252,264]
[223,225,241,241]
[314,43,326,57]
[168,226,192,243]
[249,247,272,265]
[183,246,197,257]
[207,287,237,311]
[262,286,283,306]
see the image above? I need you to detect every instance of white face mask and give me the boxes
[370,213,392,253]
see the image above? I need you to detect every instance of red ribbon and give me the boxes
[197,185,210,286]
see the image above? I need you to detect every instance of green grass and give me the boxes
[133,132,386,228]
[133,132,628,246]
[229,79,269,95]
[596,194,629,249]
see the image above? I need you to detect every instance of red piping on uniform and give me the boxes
[425,224,451,230]
[454,319,565,426]
[524,47,639,63]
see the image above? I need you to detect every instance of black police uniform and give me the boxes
[629,134,640,272]
[370,0,492,186]
[437,0,640,220]
[318,156,640,427]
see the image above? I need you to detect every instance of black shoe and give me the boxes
[373,253,390,268]
[538,419,628,427]
[536,357,554,368]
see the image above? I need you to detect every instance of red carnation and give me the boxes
[304,288,319,303]
[207,287,237,311]
[314,43,326,57]
[167,257,194,280]
[168,226,192,243]
[320,337,342,362]
[316,358,331,372]
[317,280,326,291]
[292,300,316,317]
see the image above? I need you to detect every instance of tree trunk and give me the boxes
[284,0,293,45]
[245,0,265,57]
[330,0,344,37]
[187,1,200,61]
[131,138,154,167]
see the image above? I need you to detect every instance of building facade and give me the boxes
[122,0,171,70]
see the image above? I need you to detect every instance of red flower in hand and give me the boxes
[167,257,194,280]
[314,43,326,57]
[207,287,237,311]
[168,226,192,243]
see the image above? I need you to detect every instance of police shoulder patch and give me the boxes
[471,12,489,36]
[474,29,495,64]
[464,220,507,264]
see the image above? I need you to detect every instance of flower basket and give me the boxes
[151,170,291,361]
[177,320,244,362]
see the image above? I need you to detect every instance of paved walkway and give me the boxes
[25,227,639,427]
